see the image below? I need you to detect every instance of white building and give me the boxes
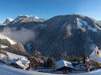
[90,44,101,63]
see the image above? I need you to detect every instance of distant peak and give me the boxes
[6,17,13,21]
[3,17,13,24]
[15,15,39,20]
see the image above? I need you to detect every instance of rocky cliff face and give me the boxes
[2,14,101,59]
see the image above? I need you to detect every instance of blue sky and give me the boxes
[0,0,101,22]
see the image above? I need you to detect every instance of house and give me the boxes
[90,44,101,63]
[7,57,30,70]
[55,59,74,72]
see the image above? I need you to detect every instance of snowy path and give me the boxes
[0,63,101,75]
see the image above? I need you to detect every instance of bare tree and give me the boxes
[30,49,41,69]
[66,25,72,37]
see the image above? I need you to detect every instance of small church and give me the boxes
[90,44,101,63]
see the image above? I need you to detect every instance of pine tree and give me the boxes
[46,57,56,68]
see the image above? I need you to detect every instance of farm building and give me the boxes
[7,57,30,70]
[55,59,74,73]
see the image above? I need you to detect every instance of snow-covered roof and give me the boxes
[16,60,25,69]
[7,56,29,69]
[55,59,74,70]
[7,58,29,69]
[20,57,29,64]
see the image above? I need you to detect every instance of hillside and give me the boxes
[0,33,27,55]
[1,14,101,59]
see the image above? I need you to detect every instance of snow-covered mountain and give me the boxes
[3,17,13,24]
[1,14,101,59]
[14,15,45,22]
[30,14,101,58]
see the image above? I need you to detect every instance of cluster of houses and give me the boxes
[5,44,101,74]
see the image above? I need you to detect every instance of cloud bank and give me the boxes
[0,27,35,44]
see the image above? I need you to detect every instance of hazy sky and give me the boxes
[0,0,101,22]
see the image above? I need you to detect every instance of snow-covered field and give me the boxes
[0,51,101,75]
[0,63,57,75]
[0,63,101,75]
[6,51,26,60]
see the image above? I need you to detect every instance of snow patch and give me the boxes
[0,44,8,48]
[78,18,98,32]
[78,18,88,26]
[6,51,26,60]
[88,25,97,32]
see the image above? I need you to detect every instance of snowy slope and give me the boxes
[78,18,100,32]
[6,51,26,60]
[0,33,16,45]
[0,51,27,60]
[0,63,101,75]
[0,63,57,75]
